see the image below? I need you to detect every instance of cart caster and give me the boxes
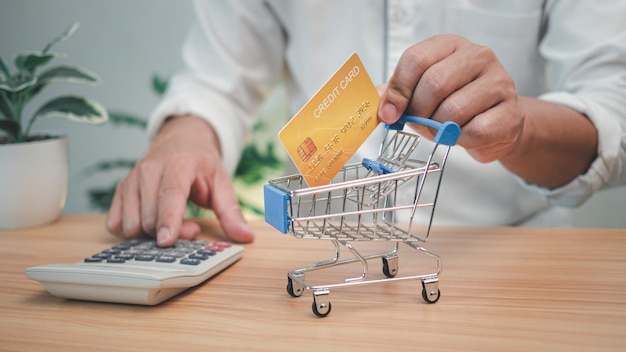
[312,301,332,317]
[312,288,331,317]
[286,273,304,297]
[421,277,440,304]
[382,254,399,277]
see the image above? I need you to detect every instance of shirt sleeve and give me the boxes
[516,0,626,207]
[146,0,286,175]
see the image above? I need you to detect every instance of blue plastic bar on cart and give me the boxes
[385,115,460,146]
[362,158,394,174]
[264,184,290,234]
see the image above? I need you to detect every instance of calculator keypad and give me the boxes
[84,239,231,266]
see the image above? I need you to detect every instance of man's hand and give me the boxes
[378,34,597,188]
[378,34,525,163]
[105,115,255,247]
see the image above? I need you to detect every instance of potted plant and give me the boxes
[0,23,108,229]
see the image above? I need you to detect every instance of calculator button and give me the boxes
[84,257,103,263]
[156,256,177,263]
[198,249,217,256]
[180,258,201,266]
[112,243,132,250]
[168,251,189,258]
[188,253,209,260]
[135,254,155,261]
[205,245,224,252]
[106,258,126,263]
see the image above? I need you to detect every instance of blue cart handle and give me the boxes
[385,115,460,146]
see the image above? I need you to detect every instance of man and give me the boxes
[106,1,626,246]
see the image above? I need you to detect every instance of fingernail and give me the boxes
[157,227,172,246]
[379,103,398,123]
[242,222,255,239]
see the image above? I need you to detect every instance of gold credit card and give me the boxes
[279,53,380,187]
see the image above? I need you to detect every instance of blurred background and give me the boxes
[1,0,624,228]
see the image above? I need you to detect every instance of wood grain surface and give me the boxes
[1,214,625,351]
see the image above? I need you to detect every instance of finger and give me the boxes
[209,168,255,243]
[378,34,461,123]
[407,46,489,119]
[179,220,201,240]
[155,159,194,247]
[137,160,161,235]
[118,173,143,238]
[408,74,516,146]
[430,64,512,126]
[105,182,125,238]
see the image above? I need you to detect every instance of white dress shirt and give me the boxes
[148,0,626,226]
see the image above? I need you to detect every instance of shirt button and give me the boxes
[391,7,407,23]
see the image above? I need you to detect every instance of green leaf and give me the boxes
[0,75,36,93]
[14,52,59,75]
[32,95,108,124]
[0,90,14,119]
[0,119,20,141]
[87,184,117,212]
[30,65,100,97]
[0,56,10,80]
[151,74,168,96]
[252,120,267,132]
[80,159,136,179]
[78,159,137,179]
[38,65,99,85]
[185,201,205,218]
[107,111,147,129]
[238,198,264,216]
[43,22,80,54]
[234,142,283,183]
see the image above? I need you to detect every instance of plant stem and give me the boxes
[0,89,26,142]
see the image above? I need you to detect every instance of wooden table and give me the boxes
[1,214,625,351]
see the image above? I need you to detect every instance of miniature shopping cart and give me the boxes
[264,115,460,317]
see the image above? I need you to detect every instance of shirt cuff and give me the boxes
[512,91,621,207]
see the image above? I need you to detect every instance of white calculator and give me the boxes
[25,238,244,305]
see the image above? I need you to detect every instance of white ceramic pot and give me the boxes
[0,135,68,229]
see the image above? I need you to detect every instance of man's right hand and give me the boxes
[105,115,255,247]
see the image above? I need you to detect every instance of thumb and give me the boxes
[378,84,405,124]
[377,82,404,124]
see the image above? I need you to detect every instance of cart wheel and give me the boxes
[421,288,440,304]
[286,277,303,297]
[382,254,398,278]
[312,300,332,317]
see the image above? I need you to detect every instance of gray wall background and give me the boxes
[1,0,624,228]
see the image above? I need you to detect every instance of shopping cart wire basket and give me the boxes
[264,115,460,317]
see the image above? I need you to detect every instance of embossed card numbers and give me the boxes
[279,53,381,187]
